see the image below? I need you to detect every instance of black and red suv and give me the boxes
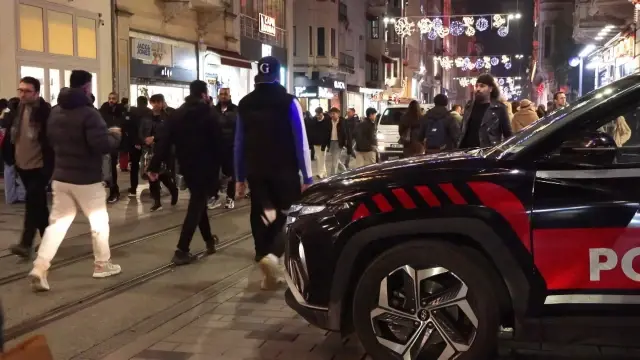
[284,74,640,359]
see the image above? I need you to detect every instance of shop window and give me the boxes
[77,17,97,59]
[49,69,61,105]
[317,27,325,56]
[19,4,44,52]
[371,61,379,81]
[20,66,46,99]
[91,72,98,107]
[64,70,72,88]
[48,11,74,56]
[331,28,336,57]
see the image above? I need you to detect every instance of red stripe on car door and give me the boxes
[392,188,417,209]
[439,183,467,204]
[372,194,394,212]
[468,181,531,253]
[414,185,441,206]
[352,203,371,221]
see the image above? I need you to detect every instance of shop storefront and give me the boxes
[129,31,198,109]
[588,32,637,90]
[294,78,345,113]
[203,48,253,104]
[1,0,111,107]
[360,87,385,114]
[346,85,363,116]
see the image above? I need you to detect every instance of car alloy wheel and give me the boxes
[352,241,501,360]
[371,265,477,360]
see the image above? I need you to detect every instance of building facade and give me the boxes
[339,0,367,116]
[0,0,112,106]
[115,0,246,107]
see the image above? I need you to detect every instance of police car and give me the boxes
[284,74,640,359]
[375,103,435,161]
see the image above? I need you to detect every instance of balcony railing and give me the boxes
[240,15,287,48]
[339,52,355,73]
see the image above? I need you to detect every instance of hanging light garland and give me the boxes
[388,13,521,39]
[454,76,523,88]
[435,54,517,70]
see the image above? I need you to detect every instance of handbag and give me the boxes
[0,335,54,360]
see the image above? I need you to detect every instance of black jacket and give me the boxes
[345,115,359,139]
[215,102,238,148]
[149,96,223,190]
[48,88,121,185]
[1,97,54,178]
[331,118,353,152]
[124,106,150,148]
[353,118,377,152]
[458,100,513,148]
[308,115,332,148]
[420,106,461,150]
[99,102,126,151]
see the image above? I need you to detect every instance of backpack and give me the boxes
[424,117,446,149]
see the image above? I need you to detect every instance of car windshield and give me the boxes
[484,76,639,159]
[378,108,406,126]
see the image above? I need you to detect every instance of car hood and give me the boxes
[301,148,493,205]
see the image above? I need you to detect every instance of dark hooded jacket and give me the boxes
[148,96,223,190]
[47,88,121,185]
[99,102,126,150]
[420,105,461,151]
[126,106,152,147]
[1,97,53,178]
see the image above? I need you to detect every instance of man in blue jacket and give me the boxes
[235,56,313,290]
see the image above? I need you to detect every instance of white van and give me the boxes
[375,103,435,161]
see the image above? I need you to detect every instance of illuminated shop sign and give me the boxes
[259,14,276,37]
[294,86,333,98]
[333,81,346,90]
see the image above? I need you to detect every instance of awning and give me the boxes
[381,54,394,64]
[207,47,253,69]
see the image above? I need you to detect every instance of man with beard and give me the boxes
[212,87,238,210]
[99,92,126,203]
[420,94,460,153]
[3,77,53,259]
[458,74,513,149]
[147,80,223,265]
[235,56,313,289]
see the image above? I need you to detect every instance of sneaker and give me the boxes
[93,261,122,278]
[107,193,120,204]
[172,250,197,266]
[28,265,50,292]
[150,203,163,212]
[207,197,222,210]
[9,244,32,259]
[258,254,285,290]
[245,192,251,199]
[225,198,235,209]
[128,188,137,198]
[204,235,219,255]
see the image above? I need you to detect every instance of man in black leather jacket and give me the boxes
[458,74,513,149]
[99,92,126,203]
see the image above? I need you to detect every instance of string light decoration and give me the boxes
[455,76,522,88]
[435,55,517,70]
[385,13,521,38]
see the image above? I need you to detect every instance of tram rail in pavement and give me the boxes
[0,203,250,286]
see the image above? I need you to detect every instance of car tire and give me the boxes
[352,240,501,360]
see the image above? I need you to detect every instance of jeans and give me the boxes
[327,140,346,176]
[313,145,327,178]
[149,172,178,203]
[34,181,111,269]
[129,148,142,192]
[109,151,119,195]
[16,167,49,248]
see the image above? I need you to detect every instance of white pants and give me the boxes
[313,145,327,178]
[35,181,111,269]
[355,151,377,167]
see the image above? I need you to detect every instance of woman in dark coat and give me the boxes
[398,100,425,157]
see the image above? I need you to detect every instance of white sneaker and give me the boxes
[93,261,122,278]
[259,254,285,290]
[225,198,235,209]
[207,197,222,210]
[28,265,50,292]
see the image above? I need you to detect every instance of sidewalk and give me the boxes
[0,173,189,252]
[103,269,368,360]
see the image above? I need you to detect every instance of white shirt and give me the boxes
[331,120,339,141]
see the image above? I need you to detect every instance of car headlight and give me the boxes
[286,205,326,226]
[376,132,385,140]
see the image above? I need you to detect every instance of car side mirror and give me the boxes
[552,131,618,165]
